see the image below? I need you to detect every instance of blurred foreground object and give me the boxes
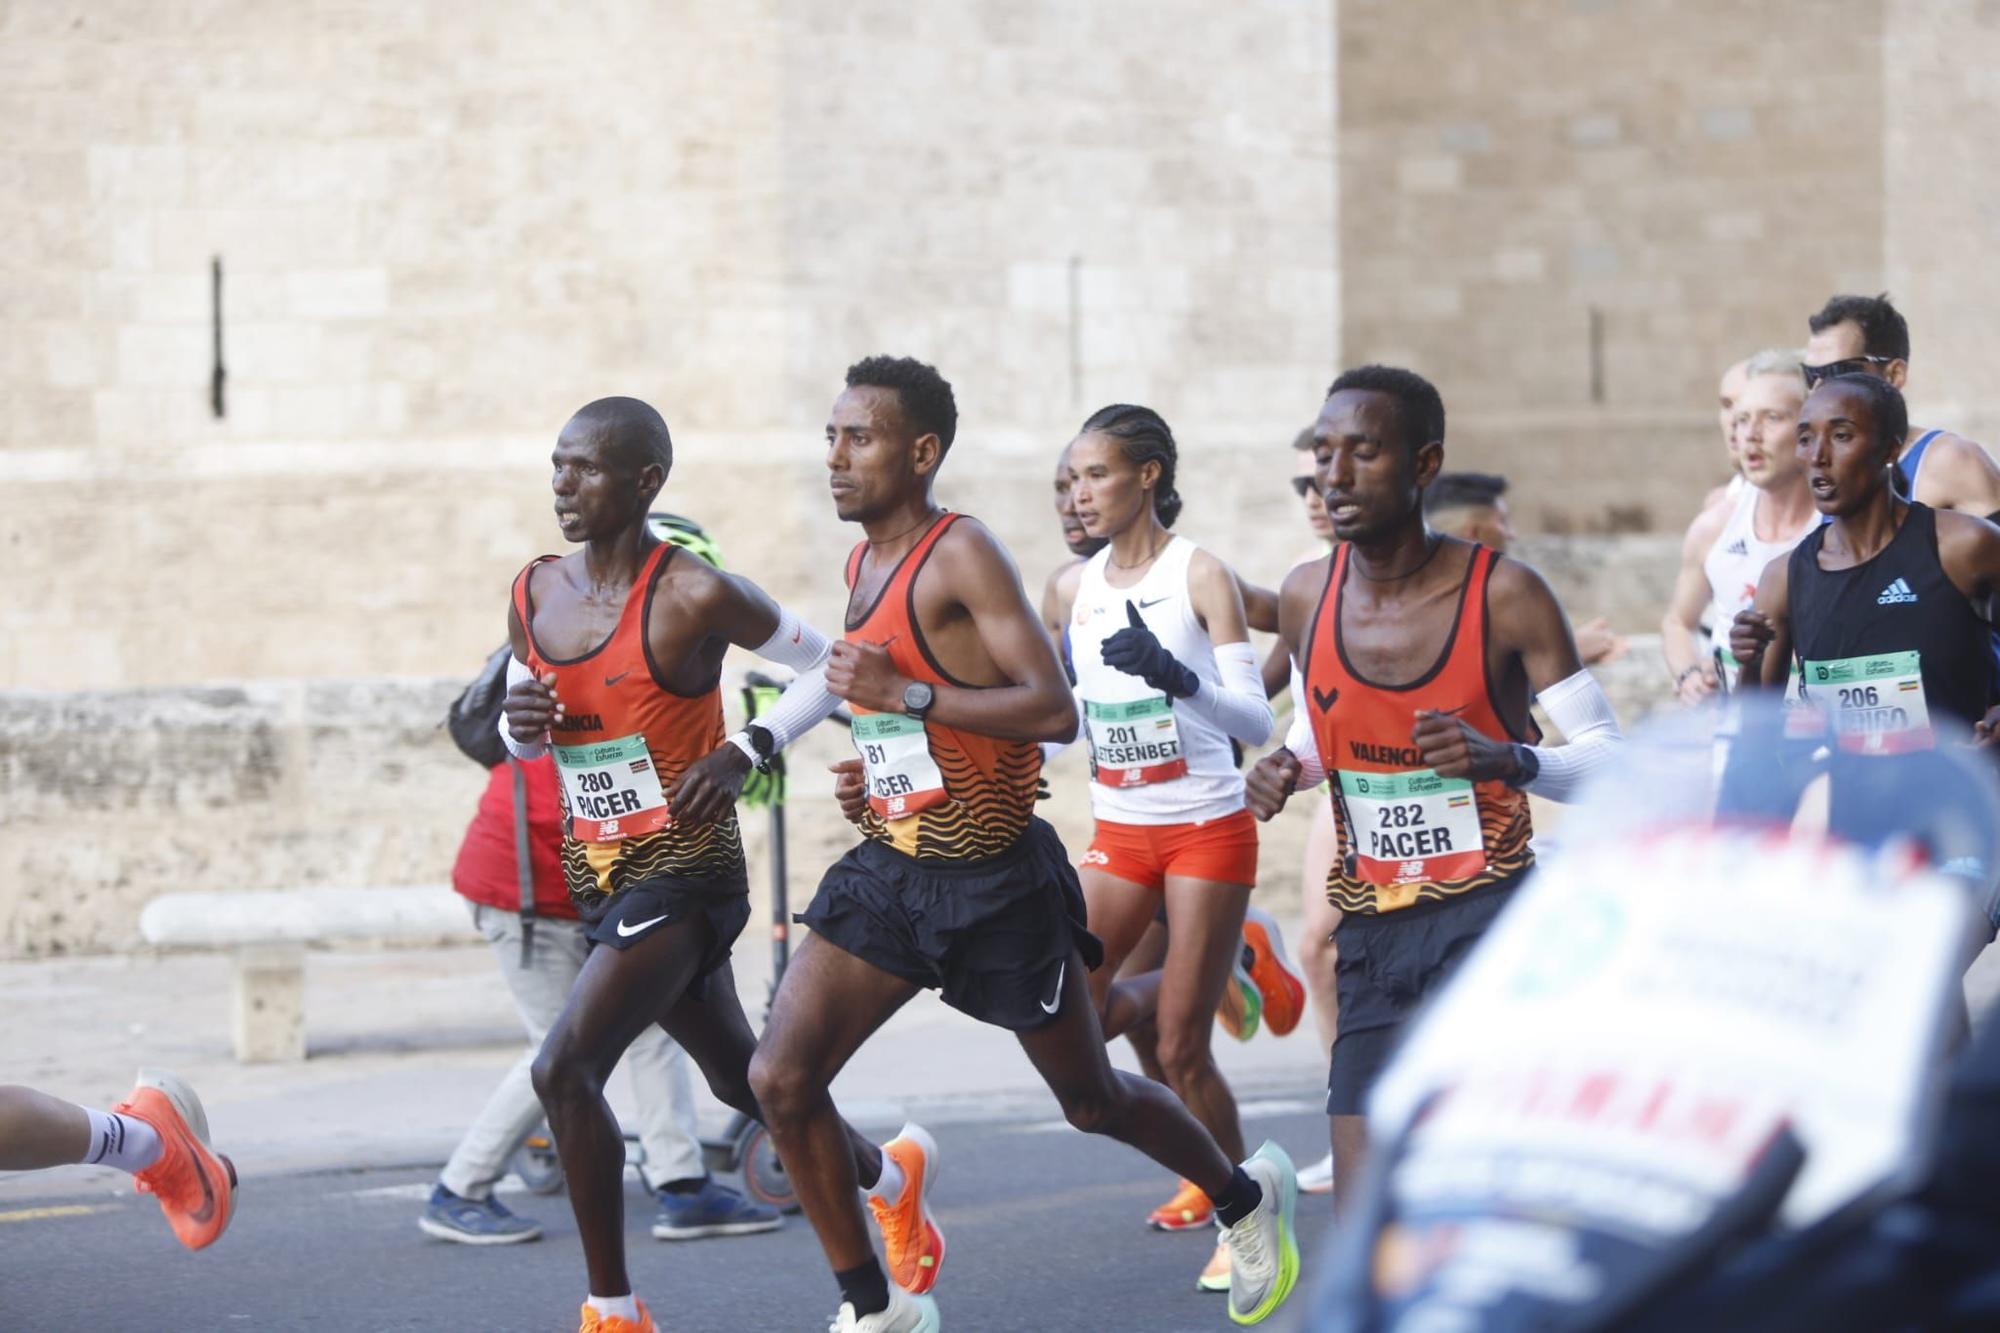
[1312,699,2000,1331]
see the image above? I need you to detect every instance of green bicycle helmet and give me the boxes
[646,511,725,570]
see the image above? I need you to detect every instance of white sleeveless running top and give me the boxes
[1703,483,1816,688]
[1069,536,1244,824]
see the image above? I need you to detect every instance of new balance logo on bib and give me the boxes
[1878,578,1919,605]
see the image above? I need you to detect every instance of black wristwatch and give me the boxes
[745,722,778,767]
[901,680,934,722]
[1508,742,1540,788]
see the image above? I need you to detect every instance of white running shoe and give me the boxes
[1224,1141,1300,1325]
[1297,1150,1335,1195]
[828,1287,941,1332]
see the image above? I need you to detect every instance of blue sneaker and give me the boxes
[650,1176,782,1240]
[417,1183,542,1245]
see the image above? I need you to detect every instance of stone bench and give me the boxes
[138,886,476,1062]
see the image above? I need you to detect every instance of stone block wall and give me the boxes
[0,0,1337,693]
[1337,0,1889,528]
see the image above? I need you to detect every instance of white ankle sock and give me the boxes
[83,1108,162,1174]
[865,1153,905,1202]
[588,1294,640,1322]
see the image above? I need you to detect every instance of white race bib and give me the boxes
[852,712,950,820]
[1803,651,1932,754]
[1084,695,1188,787]
[1337,767,1487,886]
[553,734,671,842]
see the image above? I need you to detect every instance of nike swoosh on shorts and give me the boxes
[616,912,670,938]
[1039,961,1065,1014]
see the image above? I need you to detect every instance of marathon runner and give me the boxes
[0,1074,234,1251]
[1662,351,1817,702]
[1279,425,1343,1195]
[499,396,887,1333]
[1703,355,1751,510]
[1805,293,2000,518]
[748,356,1300,1331]
[1055,403,1285,1290]
[1731,373,2000,760]
[1043,437,1300,1106]
[1246,365,1622,1206]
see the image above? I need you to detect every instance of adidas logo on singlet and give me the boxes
[1877,577,1918,605]
[1723,538,1748,556]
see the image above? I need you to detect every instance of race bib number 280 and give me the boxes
[553,734,671,842]
[1337,767,1486,886]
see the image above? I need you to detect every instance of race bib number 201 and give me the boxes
[1337,767,1486,886]
[1085,695,1187,787]
[553,734,671,842]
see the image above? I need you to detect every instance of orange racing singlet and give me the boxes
[1301,542,1534,914]
[844,514,1042,861]
[511,543,746,904]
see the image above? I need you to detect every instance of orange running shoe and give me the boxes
[1146,1177,1215,1232]
[115,1069,236,1251]
[1241,906,1307,1037]
[578,1300,657,1332]
[1214,954,1262,1041]
[867,1123,946,1294]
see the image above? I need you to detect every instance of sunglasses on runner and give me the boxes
[1802,355,1895,390]
[1290,475,1316,499]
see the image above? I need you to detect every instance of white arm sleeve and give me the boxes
[1283,668,1328,787]
[747,663,843,752]
[749,604,832,674]
[1184,642,1276,746]
[499,655,549,760]
[1524,668,1623,802]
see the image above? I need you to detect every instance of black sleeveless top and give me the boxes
[1788,502,1994,751]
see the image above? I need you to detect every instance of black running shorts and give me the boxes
[800,817,1106,1032]
[578,872,752,1002]
[1325,876,1522,1115]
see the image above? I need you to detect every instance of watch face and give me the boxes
[903,681,934,713]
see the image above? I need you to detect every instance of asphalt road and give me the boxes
[0,1108,1334,1332]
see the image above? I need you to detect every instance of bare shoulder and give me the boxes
[934,513,1018,572]
[1934,504,2000,553]
[1682,496,1731,559]
[1047,555,1085,602]
[1280,551,1332,601]
[1487,551,1566,620]
[1185,544,1238,592]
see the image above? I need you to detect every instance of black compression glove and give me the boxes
[1101,600,1200,699]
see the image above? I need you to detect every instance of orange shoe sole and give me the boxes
[1241,909,1307,1037]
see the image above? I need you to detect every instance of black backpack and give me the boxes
[446,643,515,769]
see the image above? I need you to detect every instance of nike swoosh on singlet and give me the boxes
[616,912,670,937]
[1039,961,1066,1014]
[1137,596,1173,609]
[604,671,631,686]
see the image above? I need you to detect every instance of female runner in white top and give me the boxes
[1051,404,1277,1271]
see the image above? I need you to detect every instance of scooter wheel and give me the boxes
[738,1123,799,1214]
[511,1128,567,1195]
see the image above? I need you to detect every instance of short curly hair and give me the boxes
[1325,365,1446,453]
[845,355,958,453]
